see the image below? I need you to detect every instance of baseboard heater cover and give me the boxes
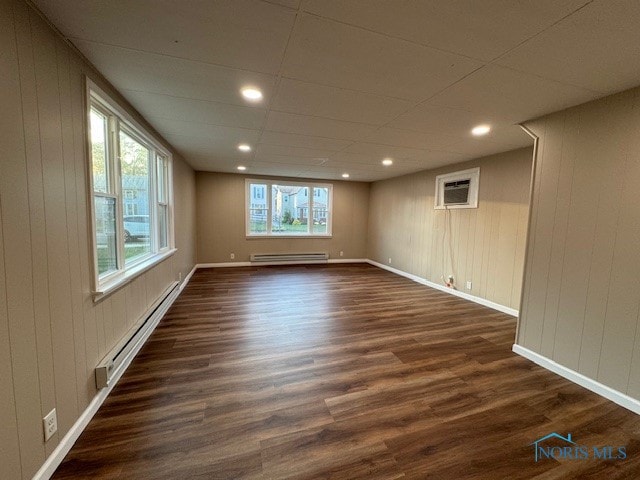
[250,252,329,262]
[95,281,180,389]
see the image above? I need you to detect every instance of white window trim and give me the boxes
[245,179,333,238]
[86,79,175,300]
[434,167,480,210]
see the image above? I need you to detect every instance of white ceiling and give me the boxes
[32,0,640,182]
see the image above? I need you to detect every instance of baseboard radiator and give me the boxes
[95,281,180,389]
[250,252,329,263]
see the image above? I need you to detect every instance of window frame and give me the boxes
[434,167,480,210]
[86,79,175,300]
[245,179,333,238]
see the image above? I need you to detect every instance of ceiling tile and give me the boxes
[265,111,377,140]
[445,137,531,158]
[187,155,251,173]
[388,103,501,136]
[259,131,352,151]
[34,0,295,73]
[73,41,277,105]
[151,118,260,141]
[386,104,535,148]
[428,64,600,123]
[255,144,337,160]
[357,127,460,151]
[331,149,468,170]
[281,13,481,100]
[342,142,440,162]
[302,0,590,61]
[123,90,266,130]
[272,78,413,125]
[161,123,261,160]
[496,0,640,93]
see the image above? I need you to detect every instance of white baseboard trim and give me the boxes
[197,261,252,268]
[365,259,518,317]
[512,344,640,415]
[179,264,197,291]
[196,259,367,269]
[33,282,182,480]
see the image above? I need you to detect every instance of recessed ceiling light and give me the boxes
[382,158,393,166]
[241,87,263,101]
[238,144,251,152]
[237,165,247,171]
[342,173,350,178]
[471,124,491,136]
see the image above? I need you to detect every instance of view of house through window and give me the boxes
[120,130,151,263]
[246,180,332,236]
[88,84,173,291]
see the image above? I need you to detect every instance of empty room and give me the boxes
[3,0,640,478]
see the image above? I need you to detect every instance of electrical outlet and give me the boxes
[43,408,57,442]
[466,280,472,290]
[339,251,344,257]
[388,258,392,264]
[230,253,235,260]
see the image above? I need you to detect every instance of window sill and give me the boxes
[93,248,177,302]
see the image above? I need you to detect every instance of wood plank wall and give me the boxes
[0,1,196,477]
[518,86,640,399]
[367,147,533,311]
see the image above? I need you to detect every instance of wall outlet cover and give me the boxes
[43,408,57,442]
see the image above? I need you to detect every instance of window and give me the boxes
[124,203,138,216]
[88,81,174,296]
[252,186,263,199]
[246,180,332,237]
[434,167,480,209]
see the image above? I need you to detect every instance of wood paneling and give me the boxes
[367,147,532,311]
[53,265,640,479]
[0,0,196,477]
[196,172,370,263]
[0,184,22,480]
[518,85,640,400]
[0,0,46,473]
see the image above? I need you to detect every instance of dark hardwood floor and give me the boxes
[54,264,640,479]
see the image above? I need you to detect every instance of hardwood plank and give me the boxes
[54,264,640,479]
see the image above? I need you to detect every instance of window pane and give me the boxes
[94,196,117,276]
[249,210,267,233]
[158,204,168,249]
[90,108,109,193]
[312,187,329,234]
[120,130,151,263]
[248,183,268,234]
[157,155,167,203]
[271,185,308,235]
